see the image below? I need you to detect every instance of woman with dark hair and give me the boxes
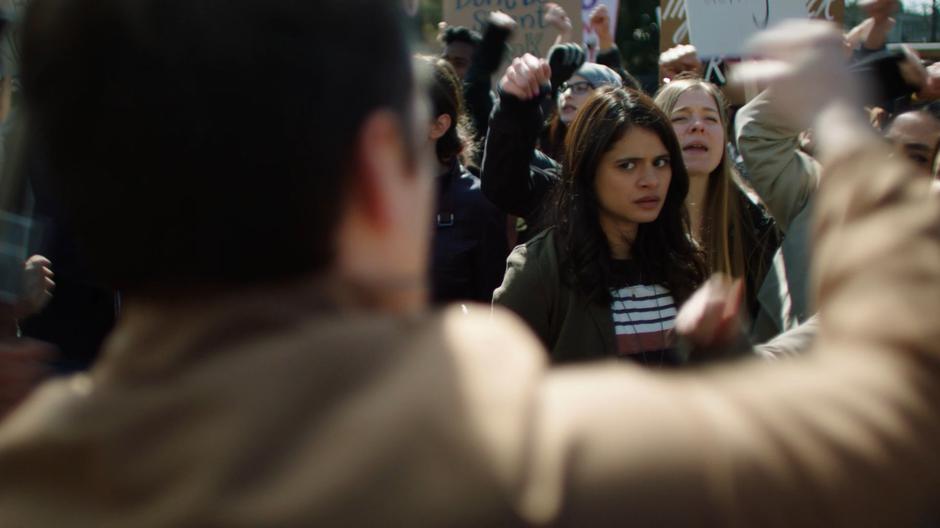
[494,85,708,365]
[418,56,508,306]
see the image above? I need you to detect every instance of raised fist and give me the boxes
[499,53,552,100]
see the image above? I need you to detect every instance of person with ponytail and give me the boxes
[419,56,508,305]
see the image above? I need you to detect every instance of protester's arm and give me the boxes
[544,3,573,48]
[15,256,54,320]
[464,12,515,144]
[734,90,821,233]
[658,44,703,85]
[594,45,622,77]
[547,43,584,104]
[481,55,561,219]
[588,5,615,52]
[589,4,637,91]
[676,277,817,361]
[753,314,818,360]
[844,0,898,53]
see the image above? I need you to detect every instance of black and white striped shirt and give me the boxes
[609,260,679,366]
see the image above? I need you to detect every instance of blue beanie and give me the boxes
[574,63,622,89]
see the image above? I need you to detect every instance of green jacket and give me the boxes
[493,228,803,363]
[493,229,619,363]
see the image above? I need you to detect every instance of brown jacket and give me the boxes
[0,143,938,526]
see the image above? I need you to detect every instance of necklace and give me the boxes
[613,284,670,367]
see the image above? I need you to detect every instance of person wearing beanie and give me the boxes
[558,63,621,124]
[481,59,624,243]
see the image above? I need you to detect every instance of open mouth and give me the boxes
[562,104,577,114]
[682,141,709,154]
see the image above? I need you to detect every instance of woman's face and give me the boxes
[594,126,673,231]
[668,88,725,177]
[558,75,595,124]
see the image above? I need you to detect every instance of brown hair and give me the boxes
[416,55,477,167]
[654,78,745,278]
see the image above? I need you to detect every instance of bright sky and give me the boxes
[903,0,935,12]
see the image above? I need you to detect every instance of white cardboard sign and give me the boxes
[685,0,809,57]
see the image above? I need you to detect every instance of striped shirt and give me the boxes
[609,260,679,366]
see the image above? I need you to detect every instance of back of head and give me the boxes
[439,26,481,48]
[21,0,414,293]
[417,55,475,166]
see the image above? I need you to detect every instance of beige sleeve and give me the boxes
[515,146,940,527]
[753,315,818,360]
[735,90,821,233]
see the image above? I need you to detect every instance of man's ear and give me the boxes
[349,110,411,229]
[429,113,452,142]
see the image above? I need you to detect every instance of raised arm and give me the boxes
[734,90,821,232]
[464,12,515,145]
[480,54,561,219]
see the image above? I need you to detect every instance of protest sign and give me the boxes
[660,0,843,56]
[685,0,807,57]
[443,0,582,58]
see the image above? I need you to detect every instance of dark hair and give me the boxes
[21,0,415,292]
[551,87,707,306]
[541,115,568,163]
[418,56,477,167]
[619,68,643,93]
[440,26,481,48]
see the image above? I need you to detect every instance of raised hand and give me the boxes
[731,20,850,131]
[658,44,702,84]
[544,3,572,35]
[588,5,614,50]
[675,275,744,349]
[499,53,552,100]
[488,10,517,32]
[15,255,54,320]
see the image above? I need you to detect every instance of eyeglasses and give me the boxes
[559,81,594,95]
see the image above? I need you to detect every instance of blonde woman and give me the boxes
[654,78,780,321]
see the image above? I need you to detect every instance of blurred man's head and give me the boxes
[885,104,940,177]
[22,0,433,305]
[439,26,480,80]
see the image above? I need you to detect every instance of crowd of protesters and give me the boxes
[0,0,938,524]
